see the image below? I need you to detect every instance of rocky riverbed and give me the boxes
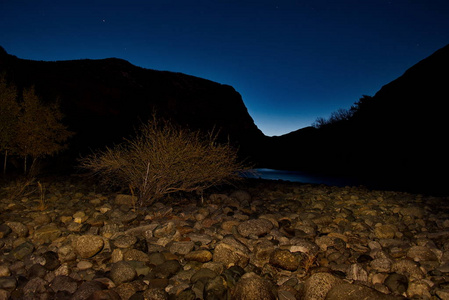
[0,177,449,299]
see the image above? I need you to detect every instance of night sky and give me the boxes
[1,1,449,136]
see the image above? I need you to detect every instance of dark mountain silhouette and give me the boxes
[1,44,448,194]
[263,43,449,194]
[0,46,266,169]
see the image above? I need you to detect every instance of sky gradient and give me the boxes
[1,0,449,136]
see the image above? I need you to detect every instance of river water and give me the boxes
[243,168,363,187]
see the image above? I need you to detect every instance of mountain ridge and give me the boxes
[1,44,448,194]
[0,47,266,167]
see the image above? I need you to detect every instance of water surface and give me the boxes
[244,168,362,187]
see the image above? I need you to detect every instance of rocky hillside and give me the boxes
[264,44,449,195]
[0,46,266,166]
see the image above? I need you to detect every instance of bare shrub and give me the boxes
[79,117,246,206]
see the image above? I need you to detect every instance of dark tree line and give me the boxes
[0,74,73,175]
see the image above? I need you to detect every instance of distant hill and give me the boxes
[1,44,448,194]
[264,43,449,194]
[0,46,266,169]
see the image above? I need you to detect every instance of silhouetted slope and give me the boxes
[266,44,449,194]
[0,48,266,167]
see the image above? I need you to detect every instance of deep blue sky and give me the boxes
[1,1,449,136]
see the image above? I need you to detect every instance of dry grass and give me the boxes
[79,117,246,206]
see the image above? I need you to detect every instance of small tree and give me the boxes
[312,108,354,128]
[0,74,20,174]
[80,117,246,206]
[15,86,73,174]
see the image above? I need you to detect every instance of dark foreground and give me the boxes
[0,177,448,299]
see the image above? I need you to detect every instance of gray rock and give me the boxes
[115,194,138,206]
[406,279,431,299]
[0,289,10,300]
[23,277,47,294]
[304,272,343,300]
[50,275,78,294]
[251,240,276,268]
[288,238,320,255]
[219,265,244,289]
[153,222,176,238]
[370,258,393,272]
[73,234,104,258]
[384,273,408,295]
[169,241,195,255]
[148,252,166,265]
[326,283,405,299]
[269,249,300,271]
[399,207,424,218]
[123,249,149,262]
[9,241,34,260]
[143,287,169,300]
[190,268,217,284]
[0,265,10,277]
[89,289,122,300]
[42,251,60,270]
[230,190,252,203]
[72,281,103,300]
[152,260,181,279]
[113,234,137,248]
[0,277,17,291]
[5,221,28,237]
[0,224,12,238]
[232,272,276,300]
[374,225,397,239]
[213,235,250,268]
[100,223,121,238]
[184,250,213,263]
[347,263,368,282]
[237,219,273,237]
[406,245,439,262]
[28,263,47,278]
[186,232,214,245]
[33,223,62,244]
[205,275,228,300]
[109,261,137,284]
[128,260,151,277]
[175,289,196,300]
[391,259,424,279]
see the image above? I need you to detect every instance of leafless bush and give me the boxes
[79,117,246,206]
[312,108,354,128]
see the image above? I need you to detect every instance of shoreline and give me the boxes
[0,177,448,299]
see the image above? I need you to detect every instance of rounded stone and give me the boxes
[232,272,276,300]
[406,246,438,262]
[77,260,93,270]
[73,235,104,258]
[50,275,78,294]
[0,265,11,277]
[152,260,181,279]
[33,224,62,244]
[384,273,408,295]
[123,249,149,262]
[213,236,250,268]
[304,273,343,300]
[269,249,300,271]
[326,282,403,300]
[185,250,213,263]
[374,224,397,239]
[113,235,137,248]
[237,218,273,237]
[5,221,28,237]
[169,241,195,255]
[109,261,137,284]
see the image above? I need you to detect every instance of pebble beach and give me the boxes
[0,177,448,299]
